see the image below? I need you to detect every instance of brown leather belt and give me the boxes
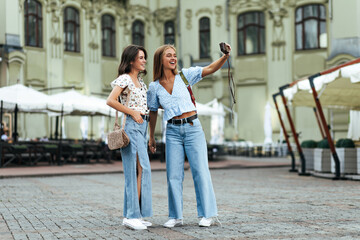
[168,114,198,125]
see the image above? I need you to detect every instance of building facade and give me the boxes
[0,0,359,143]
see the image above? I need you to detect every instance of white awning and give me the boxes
[283,62,360,110]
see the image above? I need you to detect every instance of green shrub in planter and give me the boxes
[317,139,330,149]
[301,140,318,148]
[335,138,355,148]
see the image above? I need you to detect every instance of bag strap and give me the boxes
[179,71,196,107]
[114,88,131,129]
[179,71,189,85]
[121,92,131,129]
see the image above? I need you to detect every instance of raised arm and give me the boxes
[202,43,231,78]
[148,110,158,153]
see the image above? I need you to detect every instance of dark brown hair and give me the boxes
[118,45,147,77]
[153,44,178,81]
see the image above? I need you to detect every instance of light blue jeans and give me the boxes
[120,117,152,219]
[165,118,218,219]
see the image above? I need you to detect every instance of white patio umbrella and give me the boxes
[264,102,273,144]
[196,101,225,116]
[88,96,116,117]
[159,100,226,143]
[47,89,98,115]
[0,83,54,141]
[47,89,116,117]
[80,116,89,139]
[210,99,225,144]
[347,110,360,141]
[0,83,50,112]
[47,90,118,140]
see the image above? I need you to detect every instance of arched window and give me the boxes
[102,14,116,57]
[199,17,210,58]
[237,11,265,55]
[295,4,327,50]
[64,7,80,52]
[132,20,144,46]
[24,0,42,47]
[164,21,175,45]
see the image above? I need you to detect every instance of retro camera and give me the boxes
[219,42,229,54]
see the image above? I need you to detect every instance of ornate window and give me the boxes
[102,14,116,57]
[24,0,43,47]
[64,7,80,52]
[237,11,265,55]
[132,20,144,46]
[295,4,327,50]
[164,21,175,45]
[199,17,210,58]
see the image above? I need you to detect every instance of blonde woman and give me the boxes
[147,43,231,227]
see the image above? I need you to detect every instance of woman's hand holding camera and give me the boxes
[220,42,231,58]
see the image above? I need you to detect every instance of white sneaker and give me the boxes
[122,218,147,230]
[163,219,183,228]
[140,219,152,227]
[199,217,222,227]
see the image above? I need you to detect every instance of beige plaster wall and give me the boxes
[1,0,358,143]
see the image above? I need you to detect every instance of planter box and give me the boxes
[314,148,331,172]
[302,148,315,170]
[331,148,357,174]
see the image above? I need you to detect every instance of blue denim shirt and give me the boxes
[147,66,203,121]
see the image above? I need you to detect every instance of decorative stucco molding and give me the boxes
[46,0,67,58]
[195,8,213,17]
[185,9,192,30]
[214,6,223,27]
[82,0,101,63]
[153,7,177,35]
[126,5,152,35]
[229,0,270,14]
[268,0,288,61]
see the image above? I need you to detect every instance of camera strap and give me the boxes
[226,57,236,120]
[227,58,236,105]
[179,71,196,107]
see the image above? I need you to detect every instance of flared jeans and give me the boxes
[165,118,218,219]
[120,117,152,219]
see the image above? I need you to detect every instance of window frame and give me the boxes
[101,14,116,57]
[164,20,175,45]
[64,7,80,53]
[237,11,265,56]
[24,0,43,48]
[295,4,327,51]
[199,17,211,59]
[132,20,145,46]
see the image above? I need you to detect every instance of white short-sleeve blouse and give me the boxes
[111,74,149,115]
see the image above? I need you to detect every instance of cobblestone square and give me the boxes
[1,167,360,239]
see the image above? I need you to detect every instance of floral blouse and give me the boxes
[111,74,149,115]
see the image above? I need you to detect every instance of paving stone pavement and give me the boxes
[0,167,360,240]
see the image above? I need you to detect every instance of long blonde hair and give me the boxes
[153,44,178,81]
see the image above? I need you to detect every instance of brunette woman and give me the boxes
[107,45,152,230]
